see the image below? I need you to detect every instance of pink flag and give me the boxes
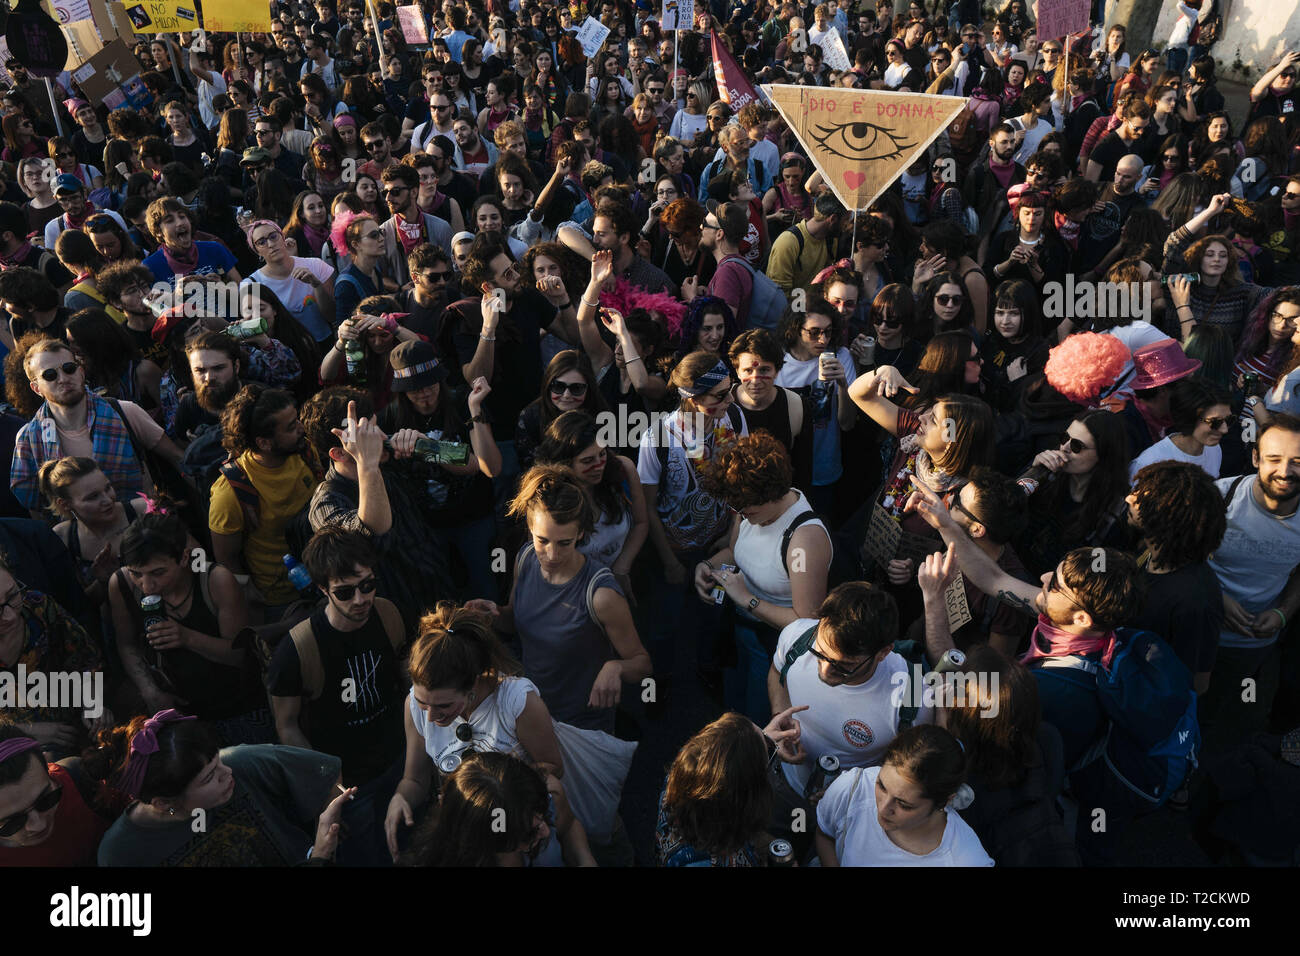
[711,30,760,112]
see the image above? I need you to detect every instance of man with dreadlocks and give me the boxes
[1125,460,1227,694]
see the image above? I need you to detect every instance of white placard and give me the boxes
[576,16,611,57]
[661,0,693,32]
[51,0,94,23]
[818,29,852,72]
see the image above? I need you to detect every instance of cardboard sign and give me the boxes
[817,28,852,72]
[71,37,136,102]
[575,16,610,57]
[1034,0,1090,40]
[61,19,104,63]
[395,5,427,45]
[712,29,760,111]
[943,575,973,632]
[90,0,132,42]
[862,503,902,568]
[202,0,272,32]
[660,0,692,31]
[120,0,198,33]
[764,85,968,211]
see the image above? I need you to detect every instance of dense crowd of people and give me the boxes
[1,0,1299,869]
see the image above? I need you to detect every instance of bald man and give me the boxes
[1077,153,1147,273]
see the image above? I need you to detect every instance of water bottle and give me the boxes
[344,338,368,386]
[283,554,314,595]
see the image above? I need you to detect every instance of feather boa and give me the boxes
[598,278,688,338]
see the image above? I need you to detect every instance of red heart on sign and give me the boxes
[843,170,866,191]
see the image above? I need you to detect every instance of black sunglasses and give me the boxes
[549,380,589,397]
[1059,433,1091,454]
[330,576,377,601]
[423,270,451,283]
[935,294,964,306]
[808,642,872,680]
[34,361,80,382]
[0,782,62,837]
[875,315,902,328]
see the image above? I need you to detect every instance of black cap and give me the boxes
[389,339,448,392]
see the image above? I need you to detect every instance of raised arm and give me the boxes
[847,365,915,436]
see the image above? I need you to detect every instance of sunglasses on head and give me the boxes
[0,782,62,837]
[86,216,115,232]
[549,380,588,397]
[34,361,80,382]
[331,576,377,601]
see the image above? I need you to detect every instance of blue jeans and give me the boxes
[1166,45,1189,76]
[491,438,521,524]
[435,515,498,600]
[725,620,776,724]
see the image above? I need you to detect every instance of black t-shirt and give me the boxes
[172,391,219,442]
[1076,187,1143,273]
[265,607,405,786]
[1089,129,1156,181]
[451,287,556,441]
[438,171,479,227]
[1249,89,1299,130]
[1133,562,1224,677]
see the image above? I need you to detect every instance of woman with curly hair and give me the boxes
[1127,460,1227,693]
[675,296,739,362]
[655,196,715,289]
[1164,196,1267,343]
[692,431,832,721]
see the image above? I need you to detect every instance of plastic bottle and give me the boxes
[283,554,314,594]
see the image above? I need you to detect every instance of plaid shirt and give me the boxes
[11,392,147,510]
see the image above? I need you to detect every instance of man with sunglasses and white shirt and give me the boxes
[267,526,406,865]
[378,165,453,289]
[11,339,183,517]
[766,581,932,859]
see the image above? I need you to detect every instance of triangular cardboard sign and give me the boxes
[763,85,968,212]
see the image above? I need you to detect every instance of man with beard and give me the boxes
[1202,416,1300,757]
[378,165,453,288]
[11,339,184,515]
[209,384,319,612]
[589,199,677,297]
[3,59,69,135]
[359,122,398,181]
[172,332,247,442]
[962,124,1025,237]
[266,526,405,865]
[450,115,497,178]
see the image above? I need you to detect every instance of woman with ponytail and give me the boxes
[383,601,564,860]
[95,710,353,865]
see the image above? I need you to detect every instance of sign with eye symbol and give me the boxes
[763,85,969,211]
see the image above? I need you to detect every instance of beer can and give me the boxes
[767,839,795,867]
[437,753,462,775]
[859,335,876,366]
[141,594,164,631]
[818,350,835,381]
[934,648,967,674]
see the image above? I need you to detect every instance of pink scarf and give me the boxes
[0,240,34,268]
[161,242,200,276]
[302,222,330,257]
[1020,614,1117,669]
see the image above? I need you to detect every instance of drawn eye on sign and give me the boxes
[810,119,914,164]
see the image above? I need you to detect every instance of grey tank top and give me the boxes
[513,544,625,734]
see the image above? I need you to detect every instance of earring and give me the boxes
[167,807,176,816]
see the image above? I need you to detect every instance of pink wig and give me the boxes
[598,278,688,337]
[330,211,374,257]
[1044,332,1131,404]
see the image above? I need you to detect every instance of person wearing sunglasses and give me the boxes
[397,243,457,340]
[860,283,923,377]
[1128,377,1232,483]
[1247,51,1299,132]
[10,336,183,515]
[246,219,337,346]
[765,580,933,859]
[0,725,130,866]
[266,526,407,864]
[329,210,388,324]
[377,164,454,288]
[516,350,606,473]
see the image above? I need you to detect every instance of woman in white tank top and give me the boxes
[690,432,834,722]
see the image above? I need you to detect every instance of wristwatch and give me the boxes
[748,596,760,611]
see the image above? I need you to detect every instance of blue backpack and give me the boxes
[728,256,788,331]
[1032,627,1200,807]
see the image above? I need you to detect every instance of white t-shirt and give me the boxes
[408,676,540,765]
[45,208,126,252]
[198,74,228,130]
[247,257,336,343]
[1129,434,1222,485]
[817,765,994,867]
[1012,117,1053,165]
[773,618,931,793]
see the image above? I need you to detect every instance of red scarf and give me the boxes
[0,241,34,269]
[161,242,200,276]
[395,211,425,256]
[1020,614,1117,669]
[64,202,95,231]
